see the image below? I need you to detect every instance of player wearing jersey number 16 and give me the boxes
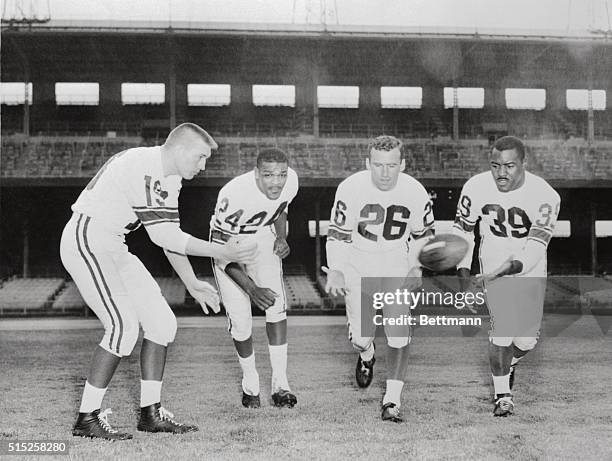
[60,123,257,440]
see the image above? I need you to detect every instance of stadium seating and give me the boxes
[283,275,322,309]
[3,135,611,180]
[51,280,86,313]
[0,277,63,314]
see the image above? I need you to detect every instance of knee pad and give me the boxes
[489,336,514,347]
[513,336,538,351]
[143,310,177,347]
[387,335,410,348]
[228,317,253,342]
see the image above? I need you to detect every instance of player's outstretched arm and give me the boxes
[185,235,257,264]
[273,212,290,259]
[163,249,220,314]
[224,263,278,310]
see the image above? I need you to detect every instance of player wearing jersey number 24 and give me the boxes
[60,123,257,440]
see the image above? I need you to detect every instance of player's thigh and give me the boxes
[119,252,177,345]
[343,263,376,344]
[213,263,253,340]
[60,216,138,355]
[486,277,545,339]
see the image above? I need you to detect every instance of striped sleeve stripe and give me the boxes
[412,228,434,240]
[214,220,238,235]
[328,228,352,242]
[328,224,352,234]
[454,217,475,233]
[135,209,179,223]
[527,236,549,247]
[213,224,238,236]
[211,229,232,244]
[133,206,178,212]
[142,218,180,226]
[528,227,553,245]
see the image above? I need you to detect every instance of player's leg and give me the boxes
[380,276,412,423]
[213,262,260,407]
[345,269,376,388]
[485,279,516,416]
[60,215,138,440]
[123,254,198,432]
[253,240,296,408]
[508,278,546,389]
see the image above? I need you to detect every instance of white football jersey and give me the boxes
[210,168,299,244]
[328,170,434,254]
[72,146,182,237]
[454,171,560,276]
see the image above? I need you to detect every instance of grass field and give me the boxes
[1,315,611,461]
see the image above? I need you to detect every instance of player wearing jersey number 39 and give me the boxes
[325,136,434,422]
[60,123,257,440]
[210,148,299,409]
[453,136,560,417]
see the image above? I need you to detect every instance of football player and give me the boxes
[325,135,434,422]
[453,135,560,416]
[209,148,299,408]
[60,123,257,440]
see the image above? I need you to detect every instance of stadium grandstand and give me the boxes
[1,0,611,317]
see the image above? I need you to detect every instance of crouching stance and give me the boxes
[210,148,299,409]
[60,123,256,440]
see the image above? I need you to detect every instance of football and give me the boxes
[418,233,469,272]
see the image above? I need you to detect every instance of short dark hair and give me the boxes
[368,135,402,155]
[257,148,288,168]
[166,122,218,149]
[492,136,525,161]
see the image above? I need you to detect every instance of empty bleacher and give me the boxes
[0,278,64,314]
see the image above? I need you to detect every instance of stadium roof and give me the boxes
[2,0,612,43]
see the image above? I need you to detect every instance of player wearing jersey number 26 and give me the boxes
[325,135,434,422]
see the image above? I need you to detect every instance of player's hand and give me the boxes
[247,285,278,311]
[401,266,423,292]
[273,238,290,259]
[188,279,220,315]
[474,257,514,284]
[223,237,258,265]
[322,266,348,297]
[457,268,479,314]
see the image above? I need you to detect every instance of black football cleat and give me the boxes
[381,403,403,423]
[137,403,198,434]
[509,365,517,390]
[493,394,514,417]
[242,392,261,408]
[355,355,376,388]
[72,408,133,441]
[271,389,297,408]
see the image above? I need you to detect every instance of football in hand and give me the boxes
[418,234,469,272]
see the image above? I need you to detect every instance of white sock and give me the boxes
[511,356,522,367]
[382,379,404,406]
[360,343,375,362]
[140,380,162,407]
[268,344,289,392]
[238,353,260,396]
[492,374,511,396]
[79,381,107,413]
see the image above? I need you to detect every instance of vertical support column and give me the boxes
[314,200,321,280]
[99,79,122,131]
[591,202,597,274]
